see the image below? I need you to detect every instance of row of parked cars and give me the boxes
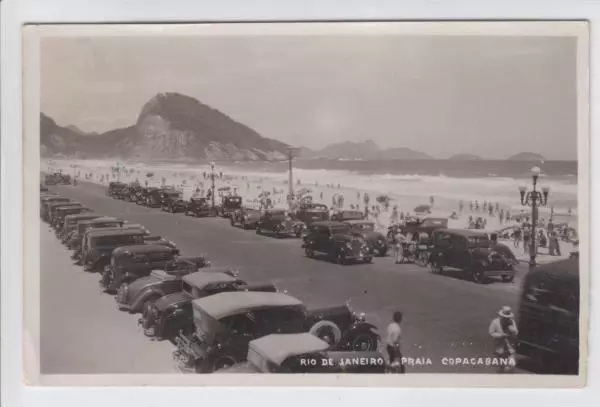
[41,183,393,374]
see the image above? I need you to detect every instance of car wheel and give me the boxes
[336,252,346,265]
[472,268,485,284]
[230,218,235,226]
[501,275,515,283]
[378,247,388,257]
[350,333,378,351]
[256,227,261,234]
[416,251,429,267]
[305,248,314,258]
[364,256,373,264]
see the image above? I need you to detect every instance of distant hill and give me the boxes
[305,140,432,160]
[449,154,483,161]
[507,152,546,161]
[40,92,290,161]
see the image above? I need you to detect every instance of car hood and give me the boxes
[154,291,191,311]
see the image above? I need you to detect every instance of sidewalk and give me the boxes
[499,238,575,265]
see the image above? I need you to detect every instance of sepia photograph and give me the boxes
[21,21,589,386]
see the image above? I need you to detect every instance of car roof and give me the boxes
[248,333,329,365]
[192,291,302,319]
[182,271,237,288]
[88,228,147,238]
[64,214,98,221]
[435,228,488,237]
[311,221,347,228]
[113,244,177,255]
[525,256,579,284]
[82,216,121,224]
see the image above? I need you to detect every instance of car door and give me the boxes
[448,235,468,269]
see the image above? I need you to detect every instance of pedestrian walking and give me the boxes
[393,229,407,264]
[386,311,405,373]
[459,200,464,213]
[513,227,521,248]
[488,306,518,373]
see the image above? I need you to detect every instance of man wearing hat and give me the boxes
[489,306,519,372]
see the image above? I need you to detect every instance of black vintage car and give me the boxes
[59,213,102,241]
[344,220,388,256]
[66,216,124,249]
[293,203,330,232]
[388,216,449,241]
[218,195,243,218]
[173,291,379,372]
[230,206,262,229]
[517,257,579,374]
[125,183,144,202]
[428,229,518,283]
[40,196,72,220]
[79,228,148,272]
[302,221,373,264]
[52,206,93,231]
[139,269,276,341]
[220,333,387,373]
[115,257,212,313]
[107,181,128,198]
[136,187,159,206]
[185,197,212,217]
[101,244,183,294]
[256,209,303,238]
[45,172,72,185]
[46,202,83,226]
[160,190,187,213]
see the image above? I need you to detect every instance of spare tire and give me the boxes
[308,320,342,347]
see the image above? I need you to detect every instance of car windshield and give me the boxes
[95,235,143,246]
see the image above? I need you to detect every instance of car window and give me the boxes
[450,235,466,249]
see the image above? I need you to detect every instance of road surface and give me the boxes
[41,182,528,374]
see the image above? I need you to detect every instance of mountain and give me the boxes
[307,140,431,160]
[506,152,546,162]
[40,92,290,161]
[449,154,483,161]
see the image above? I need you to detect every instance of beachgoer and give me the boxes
[386,311,405,373]
[489,306,518,373]
[513,228,521,248]
[393,229,407,264]
[523,226,531,254]
[320,191,324,200]
[459,201,464,212]
[538,230,547,248]
[475,201,480,211]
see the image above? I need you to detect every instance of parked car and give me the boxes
[185,197,212,217]
[293,203,330,233]
[173,291,379,372]
[428,229,518,283]
[138,269,276,341]
[40,196,72,220]
[220,333,387,373]
[230,206,262,229]
[218,195,243,218]
[116,257,211,313]
[101,244,182,294]
[302,221,373,264]
[160,190,187,213]
[40,184,49,192]
[343,220,388,256]
[517,257,579,374]
[46,202,83,225]
[52,206,93,231]
[136,187,159,206]
[66,216,124,249]
[388,216,449,242]
[79,228,148,272]
[107,181,128,198]
[330,210,365,222]
[45,172,71,186]
[256,209,303,237]
[59,213,102,241]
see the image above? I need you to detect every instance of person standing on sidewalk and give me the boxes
[386,311,405,373]
[489,306,518,373]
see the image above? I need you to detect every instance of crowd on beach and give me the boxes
[55,160,578,260]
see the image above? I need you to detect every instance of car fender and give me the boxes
[130,286,167,312]
[350,321,380,337]
[113,272,143,289]
[89,253,110,270]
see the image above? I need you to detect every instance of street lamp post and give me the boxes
[519,166,550,269]
[210,162,216,215]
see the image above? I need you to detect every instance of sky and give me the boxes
[41,31,579,160]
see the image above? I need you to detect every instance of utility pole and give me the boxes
[287,148,296,210]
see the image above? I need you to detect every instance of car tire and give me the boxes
[378,247,388,257]
[116,282,129,310]
[256,227,261,234]
[364,256,373,264]
[472,268,486,284]
[350,333,378,351]
[305,248,314,258]
[230,218,235,226]
[501,275,515,283]
[416,251,429,267]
